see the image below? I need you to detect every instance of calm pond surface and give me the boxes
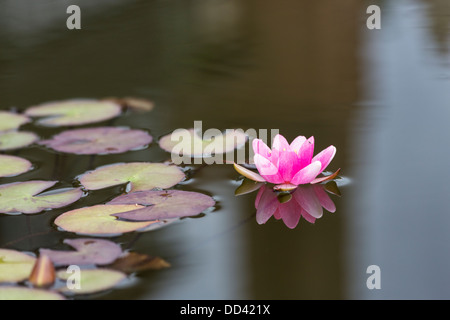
[0,0,449,299]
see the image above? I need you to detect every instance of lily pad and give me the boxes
[159,128,247,157]
[107,252,170,274]
[0,155,33,177]
[0,286,65,300]
[54,204,156,235]
[57,268,127,295]
[0,111,30,131]
[40,238,123,266]
[25,99,122,127]
[0,249,36,283]
[0,181,83,214]
[78,162,185,192]
[108,190,216,221]
[38,127,152,155]
[0,131,39,151]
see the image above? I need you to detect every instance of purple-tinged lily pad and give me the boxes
[0,111,31,132]
[0,286,65,300]
[0,131,39,151]
[0,249,36,283]
[159,128,247,157]
[38,127,152,155]
[25,99,122,127]
[108,190,216,221]
[0,181,83,214]
[54,204,156,235]
[40,238,123,267]
[0,155,33,177]
[57,268,127,295]
[78,162,185,192]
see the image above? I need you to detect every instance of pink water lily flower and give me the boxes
[234,134,339,190]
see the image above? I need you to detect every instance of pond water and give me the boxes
[0,0,449,299]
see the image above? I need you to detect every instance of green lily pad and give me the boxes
[108,190,216,221]
[57,268,127,295]
[54,204,156,235]
[159,128,247,158]
[0,131,39,151]
[38,127,152,155]
[0,249,36,283]
[78,162,185,193]
[0,111,30,132]
[0,155,33,177]
[0,181,83,214]
[25,99,122,127]
[0,286,65,300]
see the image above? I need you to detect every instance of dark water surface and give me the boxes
[0,0,449,299]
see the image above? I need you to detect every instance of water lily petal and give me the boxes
[290,161,322,185]
[301,208,316,224]
[233,162,265,183]
[313,185,336,213]
[294,186,323,219]
[298,136,314,169]
[289,135,306,153]
[254,154,284,184]
[278,200,302,229]
[255,189,279,225]
[252,139,272,159]
[277,149,300,182]
[311,145,336,173]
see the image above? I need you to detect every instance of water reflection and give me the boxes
[238,182,340,229]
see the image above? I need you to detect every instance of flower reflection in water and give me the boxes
[253,183,339,229]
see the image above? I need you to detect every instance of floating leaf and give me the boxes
[0,249,36,283]
[108,190,215,221]
[0,111,30,132]
[0,181,83,214]
[0,131,38,151]
[28,255,55,288]
[104,97,154,112]
[159,128,247,157]
[0,155,33,177]
[107,252,170,274]
[38,127,152,155]
[0,286,65,300]
[57,268,127,295]
[25,99,122,127]
[40,238,123,266]
[54,204,155,235]
[78,162,185,192]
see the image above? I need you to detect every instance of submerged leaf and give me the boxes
[0,111,30,132]
[159,128,247,157]
[0,131,38,151]
[0,249,36,283]
[108,190,216,221]
[40,238,123,266]
[38,127,152,155]
[104,97,154,112]
[0,286,65,300]
[78,162,185,192]
[28,255,55,288]
[107,252,170,274]
[54,204,156,235]
[25,99,122,127]
[57,268,127,295]
[0,181,83,214]
[0,155,33,177]
[234,178,264,196]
